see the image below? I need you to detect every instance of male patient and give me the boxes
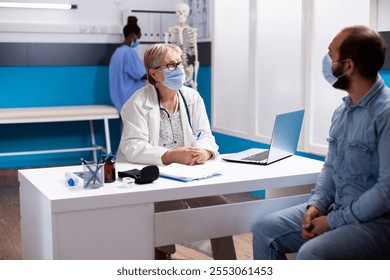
[252,25,390,259]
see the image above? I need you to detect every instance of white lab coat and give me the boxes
[116,83,219,165]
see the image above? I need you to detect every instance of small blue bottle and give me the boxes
[65,172,79,187]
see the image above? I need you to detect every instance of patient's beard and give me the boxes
[333,64,350,91]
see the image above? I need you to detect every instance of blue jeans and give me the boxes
[252,203,390,260]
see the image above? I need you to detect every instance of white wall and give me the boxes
[254,0,303,139]
[378,0,390,31]
[304,0,371,155]
[0,0,183,43]
[212,0,373,156]
[212,0,251,137]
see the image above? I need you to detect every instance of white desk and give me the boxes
[18,155,324,260]
[0,105,119,161]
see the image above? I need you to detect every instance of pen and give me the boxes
[196,131,202,140]
[81,158,94,173]
[92,164,103,185]
[97,149,102,164]
[103,151,113,163]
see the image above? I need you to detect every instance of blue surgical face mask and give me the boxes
[130,40,139,48]
[162,66,185,90]
[322,53,347,86]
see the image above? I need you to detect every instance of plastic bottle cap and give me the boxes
[67,178,75,186]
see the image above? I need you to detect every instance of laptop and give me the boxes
[222,109,305,165]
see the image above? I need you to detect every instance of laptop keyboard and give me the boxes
[242,150,269,162]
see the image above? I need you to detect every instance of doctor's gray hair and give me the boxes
[144,43,182,85]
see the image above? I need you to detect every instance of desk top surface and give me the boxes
[18,155,324,213]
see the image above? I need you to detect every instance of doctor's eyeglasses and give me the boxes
[153,61,182,71]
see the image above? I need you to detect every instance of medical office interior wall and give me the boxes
[0,0,187,169]
[212,0,388,157]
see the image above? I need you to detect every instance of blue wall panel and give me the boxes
[0,66,112,107]
[0,65,121,169]
[381,69,390,85]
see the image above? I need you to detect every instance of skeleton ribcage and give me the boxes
[169,27,197,67]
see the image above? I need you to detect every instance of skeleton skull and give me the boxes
[176,3,190,24]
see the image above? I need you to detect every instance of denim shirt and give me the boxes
[307,76,390,229]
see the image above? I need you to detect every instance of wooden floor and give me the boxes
[0,169,253,260]
[0,169,21,260]
[173,233,253,260]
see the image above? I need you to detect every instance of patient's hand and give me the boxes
[302,205,323,240]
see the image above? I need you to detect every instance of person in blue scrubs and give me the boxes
[109,16,147,112]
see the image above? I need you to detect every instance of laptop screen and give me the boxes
[267,109,305,164]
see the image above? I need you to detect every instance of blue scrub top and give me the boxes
[109,45,146,112]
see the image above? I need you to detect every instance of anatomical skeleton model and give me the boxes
[165,3,199,90]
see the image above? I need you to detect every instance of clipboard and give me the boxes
[159,163,221,182]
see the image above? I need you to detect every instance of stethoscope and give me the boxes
[157,89,192,147]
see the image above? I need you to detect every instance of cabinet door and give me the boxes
[54,203,154,259]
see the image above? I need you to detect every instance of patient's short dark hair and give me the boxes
[339,25,387,79]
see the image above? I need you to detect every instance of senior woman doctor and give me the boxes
[116,43,217,165]
[116,43,236,260]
